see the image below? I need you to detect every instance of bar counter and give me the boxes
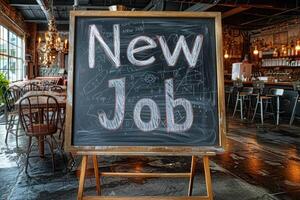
[225,80,300,118]
[224,80,294,88]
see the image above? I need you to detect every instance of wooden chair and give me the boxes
[19,95,60,173]
[4,85,23,147]
[22,83,41,93]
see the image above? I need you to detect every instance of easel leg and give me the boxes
[77,155,88,200]
[93,155,101,195]
[188,156,196,196]
[203,156,213,200]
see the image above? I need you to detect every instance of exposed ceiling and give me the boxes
[8,0,300,31]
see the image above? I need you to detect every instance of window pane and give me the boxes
[17,47,22,58]
[9,58,17,81]
[0,55,8,70]
[9,32,17,45]
[1,26,8,41]
[9,44,17,56]
[17,37,22,47]
[17,59,23,80]
[0,39,8,55]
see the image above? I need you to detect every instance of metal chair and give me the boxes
[289,81,300,125]
[4,85,23,147]
[252,87,283,125]
[19,95,60,173]
[267,88,284,126]
[50,85,63,93]
[225,86,234,111]
[22,83,41,94]
[232,87,253,120]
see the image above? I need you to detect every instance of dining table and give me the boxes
[15,90,66,157]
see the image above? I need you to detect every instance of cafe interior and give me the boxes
[0,0,300,199]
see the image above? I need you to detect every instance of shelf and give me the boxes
[261,66,300,68]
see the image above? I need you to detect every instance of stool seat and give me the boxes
[260,96,272,100]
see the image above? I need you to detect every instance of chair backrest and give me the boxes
[233,79,243,88]
[292,81,300,92]
[269,88,284,96]
[4,85,22,112]
[41,81,54,91]
[22,83,41,93]
[252,80,265,95]
[241,87,253,95]
[19,95,60,135]
[50,85,63,93]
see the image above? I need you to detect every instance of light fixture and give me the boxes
[37,0,68,67]
[224,50,229,59]
[253,46,259,55]
[296,40,300,51]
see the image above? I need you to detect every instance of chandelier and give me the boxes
[38,16,68,67]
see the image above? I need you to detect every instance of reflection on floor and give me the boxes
[0,116,299,200]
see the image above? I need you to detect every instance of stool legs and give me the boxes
[252,97,265,125]
[260,98,264,125]
[232,93,244,120]
[289,95,299,126]
[276,96,280,126]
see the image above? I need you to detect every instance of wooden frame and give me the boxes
[77,155,213,200]
[65,11,226,155]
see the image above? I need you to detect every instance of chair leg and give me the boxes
[25,137,32,174]
[240,97,243,120]
[252,98,259,122]
[227,93,231,110]
[260,100,264,125]
[5,115,13,144]
[49,136,55,172]
[15,117,20,148]
[276,96,280,126]
[232,94,239,118]
[290,97,298,125]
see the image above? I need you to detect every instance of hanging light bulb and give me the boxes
[253,46,259,55]
[224,50,229,59]
[296,40,300,51]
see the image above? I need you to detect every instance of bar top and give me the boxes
[224,80,293,87]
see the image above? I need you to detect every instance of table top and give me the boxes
[10,80,67,91]
[15,91,66,108]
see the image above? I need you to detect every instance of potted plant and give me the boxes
[0,72,9,105]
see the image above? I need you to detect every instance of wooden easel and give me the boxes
[77,155,213,200]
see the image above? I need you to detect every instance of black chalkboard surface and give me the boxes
[65,11,226,155]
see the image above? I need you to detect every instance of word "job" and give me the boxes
[89,24,204,68]
[98,78,193,132]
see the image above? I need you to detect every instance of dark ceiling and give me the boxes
[8,0,300,31]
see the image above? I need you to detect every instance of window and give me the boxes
[0,25,25,82]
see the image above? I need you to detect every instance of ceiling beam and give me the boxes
[24,19,69,24]
[222,6,251,18]
[36,0,52,20]
[184,1,221,12]
[241,7,300,26]
[218,3,289,11]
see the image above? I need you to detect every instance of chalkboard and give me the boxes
[65,11,226,155]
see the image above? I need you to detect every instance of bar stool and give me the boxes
[289,81,300,125]
[267,88,284,126]
[225,86,234,110]
[232,87,253,120]
[252,86,273,125]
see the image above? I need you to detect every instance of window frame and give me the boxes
[0,24,25,82]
